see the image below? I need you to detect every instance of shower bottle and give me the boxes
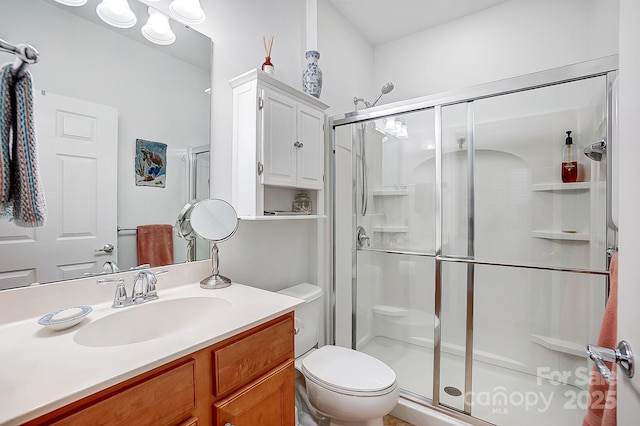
[562,130,578,182]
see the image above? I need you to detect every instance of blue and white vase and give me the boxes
[302,50,322,98]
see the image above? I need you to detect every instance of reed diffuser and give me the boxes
[262,35,274,74]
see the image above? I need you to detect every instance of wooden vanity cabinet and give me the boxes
[24,313,295,426]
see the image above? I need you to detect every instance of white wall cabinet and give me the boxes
[230,69,329,219]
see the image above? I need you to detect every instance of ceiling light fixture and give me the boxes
[96,0,137,29]
[54,0,88,6]
[142,8,176,45]
[169,0,206,25]
[379,117,409,139]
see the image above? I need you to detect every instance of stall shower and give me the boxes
[330,56,617,426]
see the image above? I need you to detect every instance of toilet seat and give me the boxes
[301,345,397,397]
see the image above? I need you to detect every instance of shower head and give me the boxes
[380,82,394,95]
[353,82,395,110]
[584,139,607,162]
[369,82,395,108]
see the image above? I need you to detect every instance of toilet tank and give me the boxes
[277,283,323,358]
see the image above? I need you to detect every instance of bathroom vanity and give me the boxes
[0,261,302,426]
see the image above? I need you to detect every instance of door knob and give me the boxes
[356,226,370,248]
[95,244,115,253]
[587,340,634,383]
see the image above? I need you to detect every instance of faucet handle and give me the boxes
[97,277,128,308]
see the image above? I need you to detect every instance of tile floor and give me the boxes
[384,414,415,426]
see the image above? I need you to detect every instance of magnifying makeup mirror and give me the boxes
[174,199,198,261]
[187,198,239,289]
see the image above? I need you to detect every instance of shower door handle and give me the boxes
[587,340,634,383]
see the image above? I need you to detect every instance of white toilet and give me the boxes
[278,283,399,426]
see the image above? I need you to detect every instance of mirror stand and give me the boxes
[200,243,231,289]
[186,238,196,262]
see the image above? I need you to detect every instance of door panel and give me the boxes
[262,89,296,187]
[0,92,118,288]
[296,104,324,189]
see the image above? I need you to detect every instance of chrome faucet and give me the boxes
[102,261,120,273]
[132,270,159,303]
[97,270,166,308]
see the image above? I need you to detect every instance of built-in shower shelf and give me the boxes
[530,334,586,358]
[531,230,590,241]
[531,182,593,192]
[373,226,410,233]
[372,189,410,196]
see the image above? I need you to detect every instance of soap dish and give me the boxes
[38,306,92,331]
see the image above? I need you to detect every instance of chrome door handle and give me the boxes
[587,340,634,383]
[95,244,115,253]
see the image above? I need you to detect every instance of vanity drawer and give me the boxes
[50,360,195,426]
[213,315,293,396]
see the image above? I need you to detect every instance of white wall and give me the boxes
[317,0,376,116]
[616,0,640,421]
[374,0,619,102]
[1,0,210,272]
[186,0,373,312]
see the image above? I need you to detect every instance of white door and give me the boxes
[618,0,640,421]
[296,103,324,190]
[262,88,297,187]
[0,92,118,288]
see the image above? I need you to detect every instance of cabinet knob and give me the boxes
[294,141,304,148]
[224,423,235,426]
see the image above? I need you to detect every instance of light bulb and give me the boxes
[54,0,88,6]
[142,8,176,45]
[169,0,205,25]
[96,0,137,29]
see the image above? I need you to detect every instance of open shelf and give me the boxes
[240,215,327,221]
[531,182,594,192]
[530,334,586,358]
[373,226,410,233]
[531,230,590,241]
[372,189,410,196]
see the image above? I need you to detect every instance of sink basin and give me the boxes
[74,297,232,347]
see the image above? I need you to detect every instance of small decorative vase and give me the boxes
[261,56,274,74]
[302,50,322,98]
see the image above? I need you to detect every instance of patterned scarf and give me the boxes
[0,64,46,226]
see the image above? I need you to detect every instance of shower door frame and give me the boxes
[329,55,619,424]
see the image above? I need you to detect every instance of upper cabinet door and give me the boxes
[296,104,325,190]
[262,89,297,187]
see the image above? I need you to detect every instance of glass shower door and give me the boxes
[439,75,611,425]
[353,108,438,400]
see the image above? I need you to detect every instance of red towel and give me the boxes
[136,224,174,267]
[583,252,618,426]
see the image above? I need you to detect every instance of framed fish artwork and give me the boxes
[135,139,167,188]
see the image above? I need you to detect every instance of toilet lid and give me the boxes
[301,346,396,395]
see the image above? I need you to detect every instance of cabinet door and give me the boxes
[214,362,295,426]
[296,104,325,189]
[262,89,297,187]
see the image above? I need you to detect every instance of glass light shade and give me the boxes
[384,117,396,132]
[96,0,137,29]
[54,0,88,5]
[142,8,176,45]
[169,0,205,25]
[397,123,409,139]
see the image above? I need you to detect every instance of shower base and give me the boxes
[360,336,586,426]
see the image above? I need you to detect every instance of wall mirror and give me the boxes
[0,0,212,290]
[188,199,239,289]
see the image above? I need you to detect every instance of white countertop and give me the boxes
[0,263,303,426]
